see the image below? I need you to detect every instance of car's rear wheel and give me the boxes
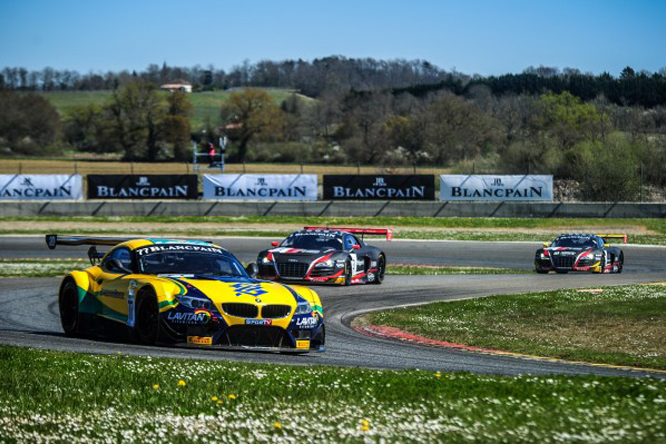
[371,255,386,284]
[136,289,160,345]
[59,280,80,336]
[536,269,549,274]
[343,260,352,286]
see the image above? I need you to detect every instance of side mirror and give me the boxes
[352,244,361,250]
[245,262,259,278]
[542,242,550,248]
[109,258,133,275]
[271,241,279,247]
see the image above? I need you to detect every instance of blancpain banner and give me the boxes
[0,174,82,200]
[203,174,318,200]
[440,175,553,201]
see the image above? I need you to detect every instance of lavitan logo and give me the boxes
[88,175,198,199]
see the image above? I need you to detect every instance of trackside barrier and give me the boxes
[1,201,665,218]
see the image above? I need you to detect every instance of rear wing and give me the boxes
[45,234,131,250]
[597,234,628,244]
[304,227,393,241]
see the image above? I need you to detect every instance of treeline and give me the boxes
[2,57,666,107]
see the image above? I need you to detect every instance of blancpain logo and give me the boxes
[332,186,425,199]
[255,177,267,186]
[1,177,73,198]
[214,186,307,198]
[136,176,151,186]
[95,185,189,197]
[373,177,387,186]
[451,186,543,198]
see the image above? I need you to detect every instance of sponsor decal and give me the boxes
[187,336,213,345]
[203,174,317,201]
[295,316,318,329]
[296,340,310,349]
[87,175,198,200]
[167,310,212,324]
[323,175,435,200]
[230,283,268,298]
[100,289,125,299]
[440,175,553,201]
[245,319,273,326]
[135,244,225,256]
[0,174,83,200]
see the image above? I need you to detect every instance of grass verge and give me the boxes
[1,345,665,443]
[0,259,524,278]
[2,216,665,244]
[359,285,666,370]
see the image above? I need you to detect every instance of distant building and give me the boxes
[160,81,192,93]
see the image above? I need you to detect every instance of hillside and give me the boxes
[36,89,315,131]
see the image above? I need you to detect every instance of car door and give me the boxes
[96,247,135,324]
[344,234,363,275]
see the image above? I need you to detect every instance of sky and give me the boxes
[0,0,665,76]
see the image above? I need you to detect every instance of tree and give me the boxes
[0,90,61,154]
[220,89,285,162]
[161,91,193,160]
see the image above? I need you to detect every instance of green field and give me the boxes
[37,89,315,131]
[1,345,664,443]
[1,216,665,245]
[360,285,666,370]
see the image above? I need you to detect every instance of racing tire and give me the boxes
[555,269,569,274]
[59,280,80,337]
[343,260,352,286]
[535,269,549,274]
[371,255,386,285]
[616,253,624,274]
[311,324,326,349]
[135,289,160,345]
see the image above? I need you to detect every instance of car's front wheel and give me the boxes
[371,255,386,284]
[59,280,80,336]
[616,253,624,274]
[343,260,352,286]
[135,288,160,345]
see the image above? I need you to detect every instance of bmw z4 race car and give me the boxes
[257,227,391,285]
[46,235,325,353]
[534,233,627,274]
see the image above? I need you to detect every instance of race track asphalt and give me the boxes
[1,236,665,378]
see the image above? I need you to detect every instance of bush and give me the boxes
[0,91,62,155]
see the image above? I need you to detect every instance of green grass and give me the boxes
[2,216,665,244]
[0,259,524,278]
[36,89,315,131]
[0,345,665,443]
[361,285,666,370]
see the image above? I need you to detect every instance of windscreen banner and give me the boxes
[87,175,198,199]
[203,174,318,200]
[0,174,82,200]
[440,175,553,201]
[323,175,435,200]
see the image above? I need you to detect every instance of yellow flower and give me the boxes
[274,422,282,429]
[435,373,442,378]
[152,384,159,390]
[362,420,370,427]
[217,400,223,405]
[361,426,370,432]
[228,394,237,400]
[212,396,218,402]
[178,380,186,386]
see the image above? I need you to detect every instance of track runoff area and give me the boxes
[0,233,665,378]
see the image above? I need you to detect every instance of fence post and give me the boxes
[131,162,134,175]
[300,163,304,174]
[243,162,246,174]
[74,161,78,174]
[18,162,22,174]
[357,162,360,175]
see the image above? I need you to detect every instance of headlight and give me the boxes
[261,256,273,264]
[294,301,312,315]
[176,295,213,310]
[540,253,548,259]
[315,259,334,268]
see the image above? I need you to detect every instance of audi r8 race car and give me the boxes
[534,233,627,274]
[46,235,324,353]
[257,227,391,285]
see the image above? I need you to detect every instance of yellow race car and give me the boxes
[46,235,325,353]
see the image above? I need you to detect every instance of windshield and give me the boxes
[138,251,246,276]
[551,237,597,248]
[280,232,342,250]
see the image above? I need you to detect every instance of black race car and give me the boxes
[535,233,626,274]
[257,227,392,285]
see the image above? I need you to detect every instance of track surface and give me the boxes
[1,236,665,377]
